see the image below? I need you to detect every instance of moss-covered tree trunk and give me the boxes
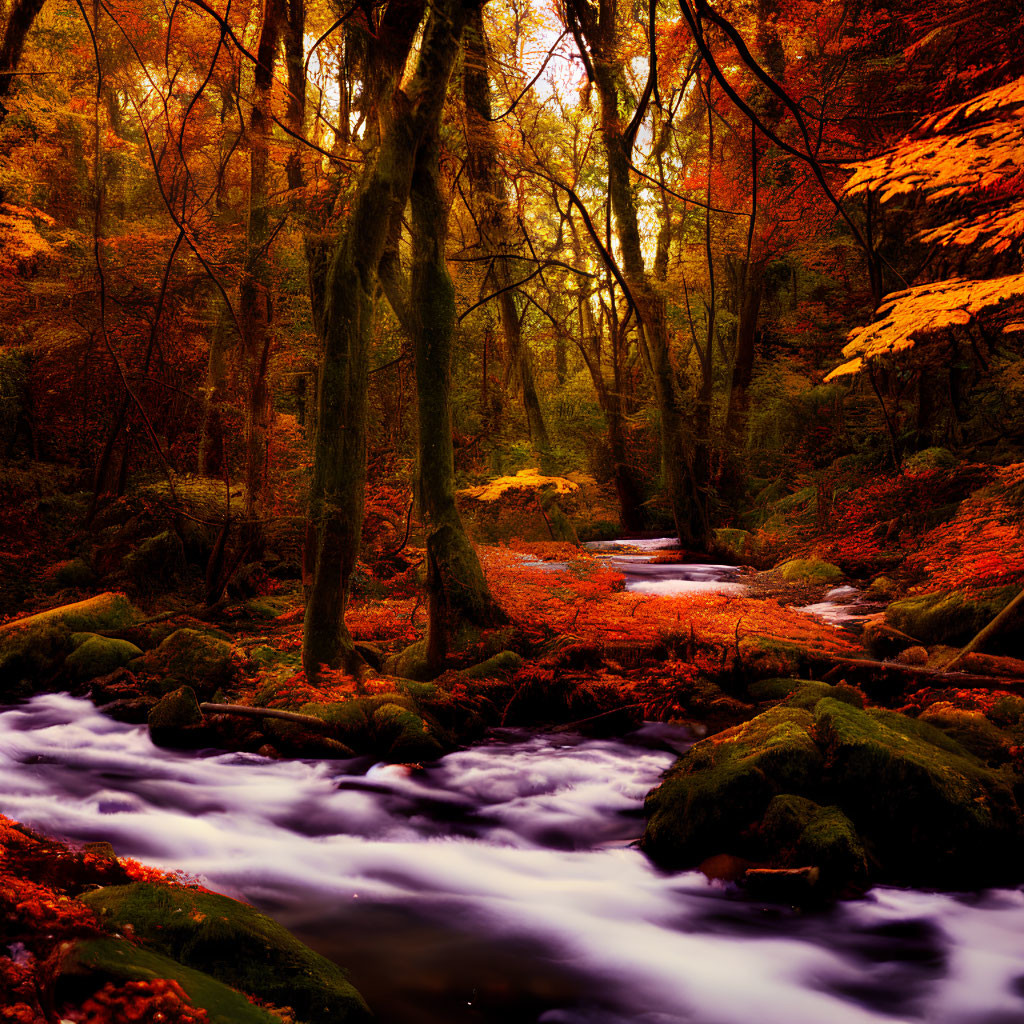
[303,0,477,679]
[410,134,504,670]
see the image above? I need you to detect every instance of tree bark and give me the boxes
[0,0,44,136]
[303,0,477,679]
[409,132,504,670]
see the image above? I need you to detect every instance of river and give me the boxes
[2,549,1023,1023]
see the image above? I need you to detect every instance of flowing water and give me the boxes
[3,694,1024,1024]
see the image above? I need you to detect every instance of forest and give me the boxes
[1,0,1023,1021]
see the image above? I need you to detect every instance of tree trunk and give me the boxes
[410,134,503,670]
[0,0,44,140]
[303,0,476,679]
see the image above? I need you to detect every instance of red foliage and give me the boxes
[64,980,209,1024]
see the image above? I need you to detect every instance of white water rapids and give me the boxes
[3,694,1024,1024]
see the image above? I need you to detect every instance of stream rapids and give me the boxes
[3,550,1024,1023]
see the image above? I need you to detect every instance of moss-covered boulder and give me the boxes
[81,884,370,1024]
[918,705,1014,765]
[384,639,433,681]
[122,531,186,587]
[712,528,756,563]
[747,678,864,711]
[133,628,237,698]
[0,593,140,695]
[461,649,523,680]
[65,634,142,681]
[813,699,1022,884]
[644,696,1024,893]
[43,557,95,592]
[885,585,1020,651]
[643,706,824,869]
[61,938,280,1024]
[775,558,843,585]
[147,686,208,749]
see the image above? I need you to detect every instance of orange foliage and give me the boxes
[65,980,209,1024]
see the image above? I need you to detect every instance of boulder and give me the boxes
[814,699,1022,884]
[885,585,1020,651]
[147,686,208,749]
[81,883,371,1024]
[61,938,279,1024]
[461,649,524,680]
[747,678,864,711]
[132,628,237,698]
[384,638,433,682]
[644,695,1024,892]
[775,558,843,585]
[0,593,139,695]
[862,619,919,660]
[643,706,824,869]
[122,531,186,587]
[64,634,143,681]
[43,557,95,592]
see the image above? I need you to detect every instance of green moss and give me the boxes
[776,558,843,584]
[135,628,237,698]
[643,706,823,868]
[122,531,186,586]
[747,678,864,710]
[461,650,523,680]
[796,805,867,885]
[384,639,433,681]
[814,699,1022,882]
[577,519,619,543]
[919,707,1013,765]
[372,701,444,761]
[64,938,278,1024]
[45,558,95,591]
[64,635,142,680]
[148,686,206,748]
[81,884,370,1024]
[0,593,140,693]
[243,595,295,620]
[885,586,1019,648]
[713,528,756,562]
[904,446,956,472]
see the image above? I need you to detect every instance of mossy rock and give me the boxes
[64,634,142,681]
[775,558,843,585]
[868,576,896,598]
[261,717,357,759]
[371,701,444,761]
[249,644,302,673]
[713,528,755,562]
[122,531,186,586]
[61,938,279,1024]
[461,650,523,680]
[44,557,95,592]
[242,594,294,620]
[81,884,370,1024]
[918,706,1014,766]
[884,586,1019,651]
[133,628,238,699]
[147,686,209,749]
[383,639,433,682]
[747,678,864,711]
[759,794,867,890]
[643,706,824,869]
[904,446,956,473]
[814,699,1022,884]
[0,593,139,694]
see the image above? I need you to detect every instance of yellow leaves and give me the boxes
[0,203,56,273]
[825,274,1024,381]
[458,468,583,501]
[919,199,1024,253]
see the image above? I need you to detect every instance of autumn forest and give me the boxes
[1,0,1023,1021]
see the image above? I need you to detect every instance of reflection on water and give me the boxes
[2,694,1024,1024]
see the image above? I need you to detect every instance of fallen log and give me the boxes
[815,655,1024,690]
[198,702,335,732]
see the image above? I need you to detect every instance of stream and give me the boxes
[3,547,1023,1023]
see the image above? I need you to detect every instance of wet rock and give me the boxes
[743,866,820,903]
[64,635,142,681]
[147,686,209,749]
[775,558,843,585]
[80,883,371,1024]
[371,701,444,761]
[747,678,864,711]
[261,718,356,759]
[885,585,1020,652]
[644,696,1024,892]
[643,706,824,869]
[132,628,237,698]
